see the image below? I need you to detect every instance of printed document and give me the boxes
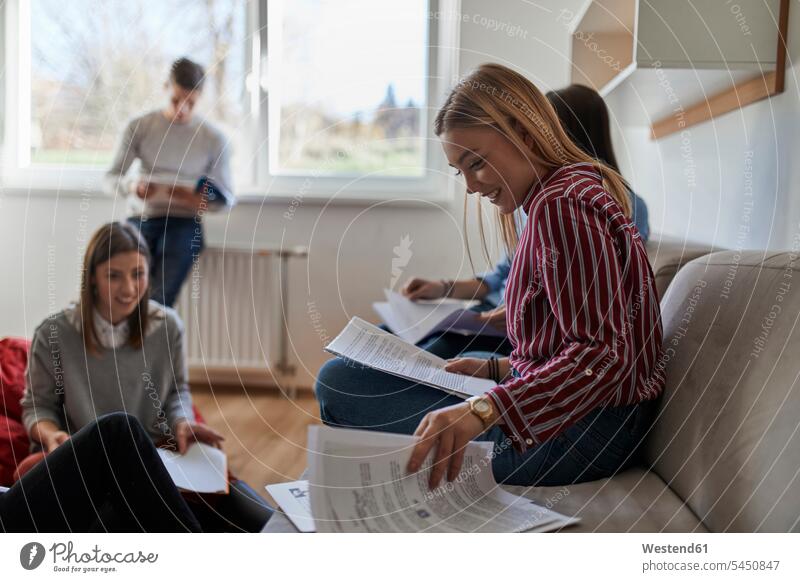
[265,480,315,533]
[325,317,496,398]
[308,426,578,533]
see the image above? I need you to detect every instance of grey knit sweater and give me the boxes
[21,301,196,448]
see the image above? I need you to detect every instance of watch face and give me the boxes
[474,399,491,414]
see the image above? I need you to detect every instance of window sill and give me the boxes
[0,183,456,208]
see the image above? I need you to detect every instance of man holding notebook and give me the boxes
[105,57,235,307]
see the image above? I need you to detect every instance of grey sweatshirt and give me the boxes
[21,301,196,448]
[104,110,235,218]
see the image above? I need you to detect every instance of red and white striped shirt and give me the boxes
[488,163,665,452]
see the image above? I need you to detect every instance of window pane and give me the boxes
[270,0,429,177]
[29,0,248,170]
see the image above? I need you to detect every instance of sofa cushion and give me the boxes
[645,234,716,300]
[504,467,706,532]
[646,250,800,532]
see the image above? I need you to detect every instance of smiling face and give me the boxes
[92,251,149,325]
[441,125,544,214]
[165,83,201,124]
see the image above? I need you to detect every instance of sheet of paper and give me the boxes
[325,317,495,398]
[375,290,505,342]
[157,443,229,494]
[265,480,315,533]
[144,171,197,189]
[383,289,467,344]
[308,426,579,533]
[135,171,199,213]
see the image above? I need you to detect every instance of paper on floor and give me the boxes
[265,480,315,533]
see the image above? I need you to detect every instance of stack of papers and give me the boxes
[306,426,579,533]
[374,289,505,345]
[325,317,496,398]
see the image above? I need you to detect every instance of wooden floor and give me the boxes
[191,386,320,495]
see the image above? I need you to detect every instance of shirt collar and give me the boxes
[520,162,597,212]
[93,308,130,349]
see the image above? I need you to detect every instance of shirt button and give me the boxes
[525,438,534,445]
[585,368,593,376]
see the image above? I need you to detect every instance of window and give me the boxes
[3,0,455,198]
[27,0,248,169]
[268,0,428,178]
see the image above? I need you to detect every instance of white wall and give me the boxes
[0,1,583,388]
[609,4,800,252]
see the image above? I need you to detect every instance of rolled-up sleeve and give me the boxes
[476,255,511,294]
[488,196,633,452]
[203,135,235,210]
[475,256,511,306]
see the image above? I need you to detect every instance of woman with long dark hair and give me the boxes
[21,222,271,531]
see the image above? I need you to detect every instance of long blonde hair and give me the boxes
[434,63,631,258]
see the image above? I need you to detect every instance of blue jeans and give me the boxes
[315,356,659,486]
[129,216,202,307]
[418,330,513,359]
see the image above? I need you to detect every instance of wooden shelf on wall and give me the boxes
[570,0,789,139]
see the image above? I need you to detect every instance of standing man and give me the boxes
[106,57,235,307]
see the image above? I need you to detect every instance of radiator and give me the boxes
[175,245,307,392]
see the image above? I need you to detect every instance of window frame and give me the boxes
[1,0,460,203]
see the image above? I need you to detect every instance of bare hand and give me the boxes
[478,306,507,332]
[401,278,446,301]
[444,357,491,379]
[407,402,487,489]
[175,420,225,454]
[44,430,70,453]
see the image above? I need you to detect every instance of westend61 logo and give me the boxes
[19,541,158,574]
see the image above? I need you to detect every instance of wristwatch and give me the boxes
[467,395,496,428]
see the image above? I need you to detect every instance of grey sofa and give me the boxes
[267,237,800,533]
[512,248,800,532]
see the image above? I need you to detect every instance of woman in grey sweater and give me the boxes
[21,222,271,532]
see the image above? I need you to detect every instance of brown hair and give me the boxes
[170,57,205,91]
[546,84,621,172]
[80,222,151,355]
[434,63,630,259]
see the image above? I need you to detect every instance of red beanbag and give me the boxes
[0,337,32,486]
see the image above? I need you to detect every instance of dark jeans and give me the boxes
[188,480,274,533]
[129,216,202,307]
[0,414,273,532]
[419,330,513,359]
[0,413,201,532]
[315,357,660,487]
